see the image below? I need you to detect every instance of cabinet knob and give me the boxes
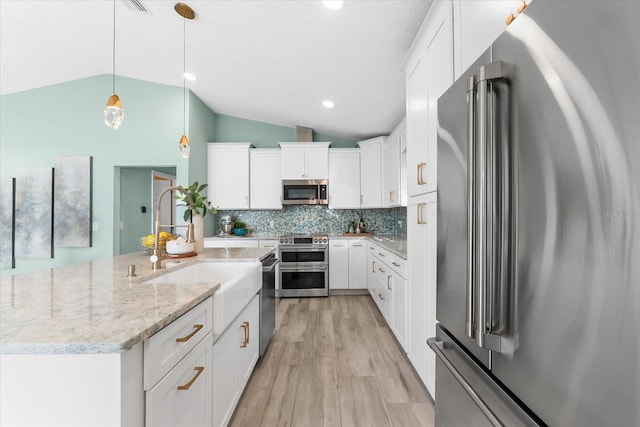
[506,13,515,25]
[517,0,527,13]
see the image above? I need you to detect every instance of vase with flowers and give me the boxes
[174,182,217,252]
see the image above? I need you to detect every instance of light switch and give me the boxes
[92,222,98,232]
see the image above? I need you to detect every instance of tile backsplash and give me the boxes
[215,206,407,236]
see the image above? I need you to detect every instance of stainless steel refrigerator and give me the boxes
[430,1,640,426]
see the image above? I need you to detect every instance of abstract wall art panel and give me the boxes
[0,177,16,269]
[54,156,92,247]
[15,168,54,259]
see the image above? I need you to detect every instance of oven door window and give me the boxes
[280,251,326,263]
[281,271,326,289]
[284,185,318,201]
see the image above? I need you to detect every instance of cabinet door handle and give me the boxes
[240,321,250,348]
[392,261,401,267]
[378,293,385,301]
[372,261,377,272]
[177,366,205,391]
[360,194,364,205]
[417,162,427,185]
[175,324,204,343]
[389,191,394,202]
[417,203,427,225]
[387,275,392,291]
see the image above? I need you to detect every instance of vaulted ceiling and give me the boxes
[0,0,432,140]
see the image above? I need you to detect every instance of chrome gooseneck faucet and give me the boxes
[150,186,195,270]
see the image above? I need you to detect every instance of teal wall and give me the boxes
[0,74,214,276]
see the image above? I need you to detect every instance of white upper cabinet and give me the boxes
[404,0,453,197]
[250,149,282,210]
[278,142,330,180]
[358,137,384,208]
[453,0,524,79]
[328,149,361,209]
[207,143,252,210]
[382,119,404,208]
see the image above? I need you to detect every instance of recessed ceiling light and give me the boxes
[322,100,335,108]
[322,0,345,11]
[183,72,196,81]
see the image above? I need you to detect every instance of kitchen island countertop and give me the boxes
[0,247,274,355]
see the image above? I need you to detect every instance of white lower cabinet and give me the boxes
[329,238,367,290]
[366,241,408,350]
[146,333,213,427]
[329,240,350,289]
[212,294,260,427]
[348,240,367,288]
[407,192,437,397]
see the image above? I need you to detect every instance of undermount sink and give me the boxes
[144,261,262,336]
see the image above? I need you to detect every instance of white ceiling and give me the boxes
[0,0,432,141]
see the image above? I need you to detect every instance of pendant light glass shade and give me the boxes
[104,94,124,129]
[179,134,190,158]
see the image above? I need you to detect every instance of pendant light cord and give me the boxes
[183,16,186,135]
[112,0,116,94]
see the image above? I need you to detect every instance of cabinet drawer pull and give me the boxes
[378,252,385,257]
[378,293,385,301]
[417,162,427,185]
[392,261,401,267]
[378,267,386,273]
[177,366,204,391]
[417,203,427,224]
[175,324,204,343]
[240,321,250,348]
[352,244,364,247]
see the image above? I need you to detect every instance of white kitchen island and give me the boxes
[0,247,274,427]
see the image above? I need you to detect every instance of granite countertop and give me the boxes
[0,247,274,355]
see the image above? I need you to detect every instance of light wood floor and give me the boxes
[230,295,435,427]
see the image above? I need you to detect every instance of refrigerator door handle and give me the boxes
[476,61,508,352]
[476,66,489,349]
[428,337,504,427]
[466,74,477,339]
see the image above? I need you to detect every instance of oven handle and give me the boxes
[278,246,327,251]
[279,266,328,272]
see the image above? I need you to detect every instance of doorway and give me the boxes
[116,166,176,255]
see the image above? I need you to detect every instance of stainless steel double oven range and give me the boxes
[278,233,329,297]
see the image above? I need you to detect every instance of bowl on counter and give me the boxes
[233,228,247,236]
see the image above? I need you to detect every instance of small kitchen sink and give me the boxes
[144,261,262,336]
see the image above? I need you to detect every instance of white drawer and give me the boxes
[144,297,213,390]
[387,253,407,279]
[258,239,278,249]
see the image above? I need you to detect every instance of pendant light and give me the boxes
[104,0,124,129]
[175,2,195,158]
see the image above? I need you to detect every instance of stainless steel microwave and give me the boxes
[282,180,328,205]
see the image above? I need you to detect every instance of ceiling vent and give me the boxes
[121,0,149,13]
[296,126,313,142]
